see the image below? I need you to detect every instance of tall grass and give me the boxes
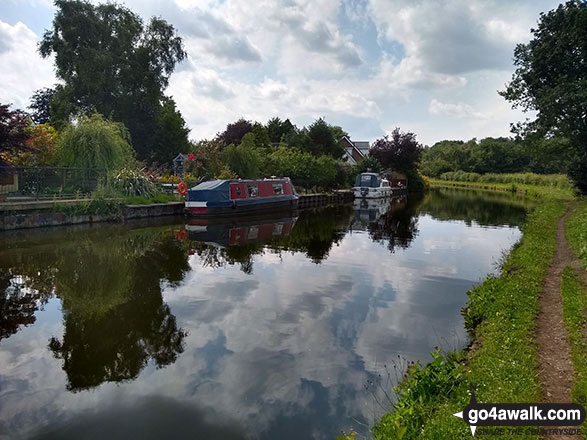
[438,172,572,189]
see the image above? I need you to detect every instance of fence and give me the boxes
[0,166,107,201]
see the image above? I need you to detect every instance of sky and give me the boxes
[0,0,561,146]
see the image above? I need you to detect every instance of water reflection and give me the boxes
[1,231,188,391]
[0,190,531,439]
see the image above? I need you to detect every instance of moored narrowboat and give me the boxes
[185,178,299,216]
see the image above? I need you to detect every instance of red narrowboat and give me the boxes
[185,178,299,216]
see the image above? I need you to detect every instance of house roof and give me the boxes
[353,141,370,151]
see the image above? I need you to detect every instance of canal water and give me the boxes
[0,188,534,439]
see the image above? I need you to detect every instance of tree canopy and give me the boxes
[39,0,187,161]
[370,128,422,171]
[500,0,587,193]
[58,113,134,170]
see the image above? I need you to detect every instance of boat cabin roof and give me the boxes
[192,178,291,191]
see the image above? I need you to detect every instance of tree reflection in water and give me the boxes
[0,229,189,391]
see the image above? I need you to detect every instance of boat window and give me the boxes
[247,185,259,197]
[247,226,259,240]
[235,186,242,196]
[273,183,283,195]
[382,181,389,187]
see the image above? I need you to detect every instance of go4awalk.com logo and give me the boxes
[453,385,586,437]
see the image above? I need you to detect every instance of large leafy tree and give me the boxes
[0,104,31,165]
[500,0,587,193]
[39,0,186,161]
[370,128,422,171]
[151,97,191,164]
[306,118,344,159]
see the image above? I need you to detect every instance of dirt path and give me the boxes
[536,205,577,440]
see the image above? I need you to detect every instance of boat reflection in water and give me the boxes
[184,213,298,247]
[351,195,407,229]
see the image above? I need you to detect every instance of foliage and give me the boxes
[437,171,573,189]
[566,201,587,266]
[39,0,186,160]
[266,117,294,143]
[305,117,345,159]
[218,118,253,147]
[126,193,178,205]
[151,97,191,164]
[8,124,59,166]
[420,136,575,178]
[499,1,587,193]
[223,133,263,178]
[0,103,31,165]
[28,87,55,125]
[111,167,158,198]
[370,128,422,171]
[58,113,134,170]
[560,266,587,435]
[372,350,465,440]
[264,146,338,189]
[354,155,382,174]
[252,122,271,149]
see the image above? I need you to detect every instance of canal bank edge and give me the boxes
[0,192,357,231]
[364,198,571,440]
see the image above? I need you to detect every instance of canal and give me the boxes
[0,188,536,439]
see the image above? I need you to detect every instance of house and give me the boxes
[341,137,370,165]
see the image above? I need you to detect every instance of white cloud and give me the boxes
[0,21,55,110]
[429,98,488,119]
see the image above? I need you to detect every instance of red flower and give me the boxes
[187,153,196,161]
[197,151,201,155]
[184,164,188,169]
[198,161,203,165]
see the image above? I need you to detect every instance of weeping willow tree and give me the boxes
[58,113,134,170]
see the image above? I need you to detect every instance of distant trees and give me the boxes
[420,136,576,178]
[370,128,422,171]
[500,0,587,193]
[39,0,188,161]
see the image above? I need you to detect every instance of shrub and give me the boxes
[111,167,158,197]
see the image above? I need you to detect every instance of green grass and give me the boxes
[371,201,567,439]
[125,193,180,205]
[561,267,587,438]
[430,178,574,200]
[437,172,573,189]
[566,201,587,267]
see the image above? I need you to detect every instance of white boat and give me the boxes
[353,173,392,198]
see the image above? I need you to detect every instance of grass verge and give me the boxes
[370,201,567,439]
[429,179,574,200]
[561,267,587,438]
[566,201,587,267]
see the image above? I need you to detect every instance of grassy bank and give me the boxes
[368,199,567,439]
[429,178,574,200]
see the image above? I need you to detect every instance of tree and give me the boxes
[306,118,344,159]
[39,0,186,160]
[151,97,191,164]
[58,113,134,170]
[0,104,31,165]
[223,132,263,178]
[218,118,253,146]
[28,87,55,125]
[252,122,271,149]
[266,117,295,143]
[10,124,59,166]
[370,128,422,171]
[500,0,587,193]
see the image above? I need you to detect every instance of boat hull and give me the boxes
[185,198,298,217]
[353,187,392,198]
